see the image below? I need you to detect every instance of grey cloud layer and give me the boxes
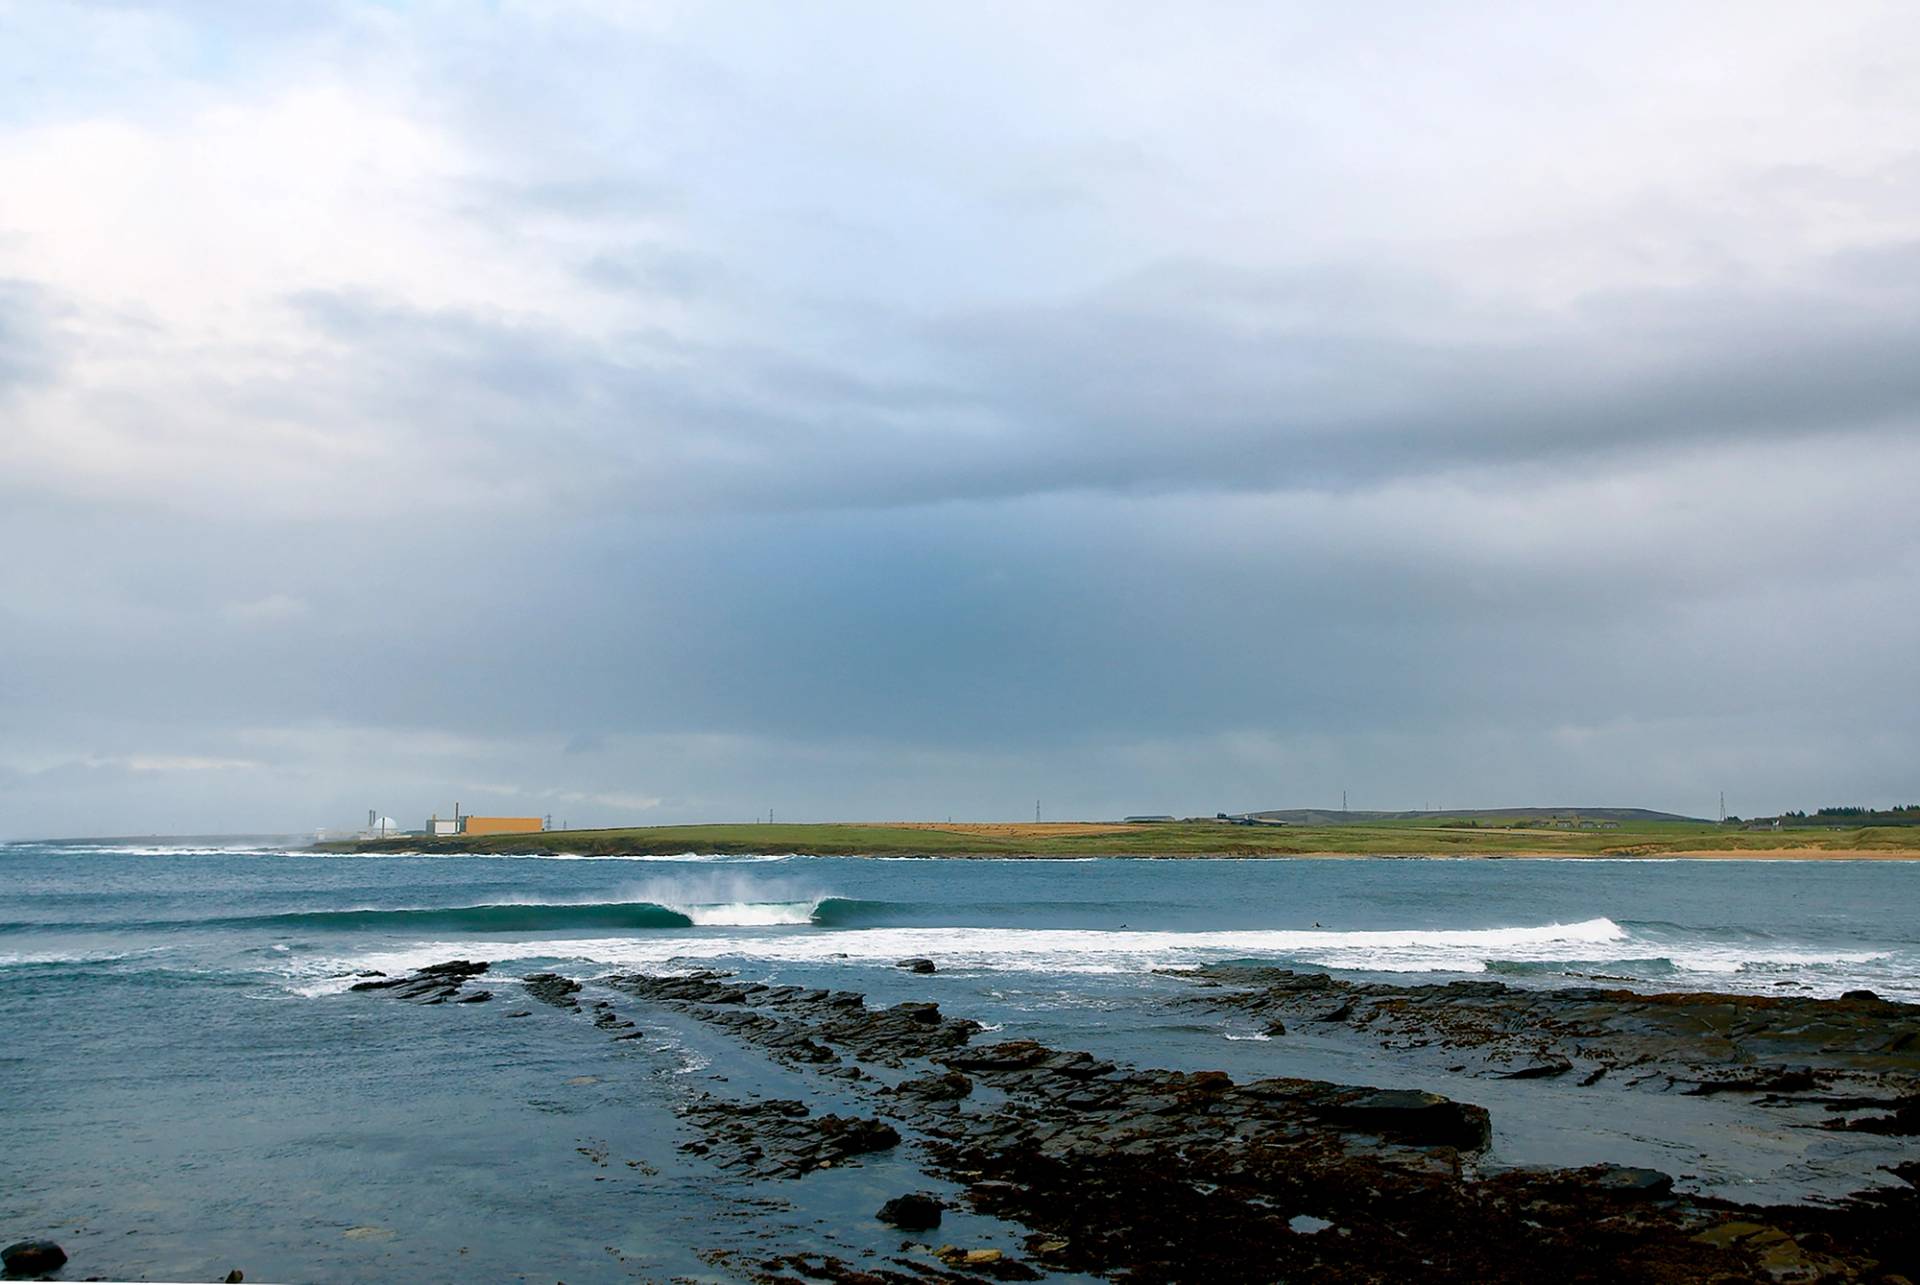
[273,236,1920,517]
[2,2,1918,835]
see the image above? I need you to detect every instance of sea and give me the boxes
[4,839,1916,1282]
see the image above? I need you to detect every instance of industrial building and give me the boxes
[461,815,543,836]
[423,808,544,837]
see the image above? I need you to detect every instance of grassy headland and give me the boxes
[319,817,1920,859]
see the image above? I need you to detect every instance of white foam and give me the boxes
[0,947,155,967]
[670,900,821,926]
[285,918,1633,982]
[1659,946,1890,975]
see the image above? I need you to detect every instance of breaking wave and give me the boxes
[1,897,882,938]
[211,897,876,933]
[286,917,1638,984]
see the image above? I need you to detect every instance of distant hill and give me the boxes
[1241,806,1705,825]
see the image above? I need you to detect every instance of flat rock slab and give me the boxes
[1171,964,1920,1125]
[348,959,490,1003]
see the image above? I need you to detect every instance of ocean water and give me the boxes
[4,840,1916,1281]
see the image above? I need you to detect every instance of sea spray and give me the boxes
[610,870,843,927]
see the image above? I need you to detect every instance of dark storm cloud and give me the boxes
[281,240,1920,516]
[931,249,1920,498]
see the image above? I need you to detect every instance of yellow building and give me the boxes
[459,816,544,836]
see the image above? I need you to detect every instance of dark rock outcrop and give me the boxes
[347,959,489,1003]
[891,1070,974,1103]
[1309,1086,1492,1149]
[877,1192,945,1230]
[677,1096,899,1178]
[1,1239,67,1277]
[1169,964,1920,1120]
[522,972,583,1010]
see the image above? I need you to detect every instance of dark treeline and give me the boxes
[1737,804,1920,827]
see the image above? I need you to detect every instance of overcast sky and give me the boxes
[4,2,1919,837]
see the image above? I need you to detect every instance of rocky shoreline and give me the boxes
[1169,965,1920,1112]
[352,960,1919,1283]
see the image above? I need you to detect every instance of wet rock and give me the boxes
[947,1041,1051,1073]
[678,1096,897,1178]
[348,959,489,1003]
[418,959,487,976]
[755,1249,1038,1283]
[606,971,978,1068]
[1314,1088,1493,1150]
[1168,963,1920,1136]
[522,972,583,1010]
[813,1114,900,1156]
[891,1001,942,1024]
[399,958,1920,1283]
[1,1240,67,1276]
[1685,1067,1820,1096]
[1586,1164,1674,1199]
[897,957,938,974]
[876,1192,944,1230]
[892,1070,973,1102]
[1829,1093,1920,1135]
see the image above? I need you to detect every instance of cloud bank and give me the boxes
[3,2,1918,835]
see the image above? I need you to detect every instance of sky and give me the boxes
[3,1,1919,837]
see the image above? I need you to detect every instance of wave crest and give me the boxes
[211,896,878,934]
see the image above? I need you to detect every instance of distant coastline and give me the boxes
[316,818,1920,861]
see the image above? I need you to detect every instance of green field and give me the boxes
[321,817,1920,859]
